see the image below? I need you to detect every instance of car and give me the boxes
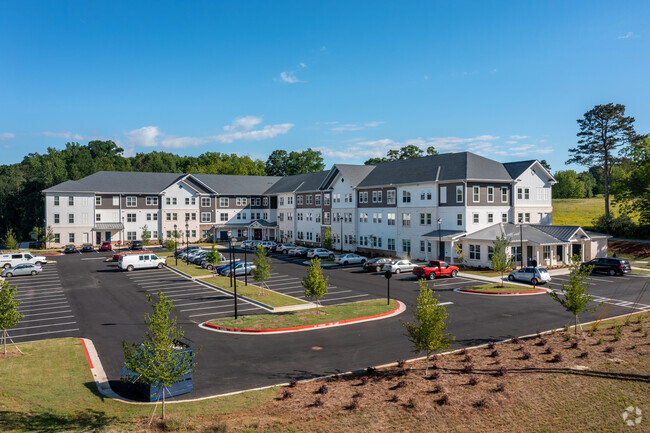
[1,252,48,268]
[288,247,309,257]
[334,253,367,265]
[276,243,297,254]
[129,240,143,250]
[208,260,241,272]
[581,257,631,276]
[362,257,394,272]
[118,253,166,271]
[63,244,78,254]
[100,241,113,251]
[1,263,42,277]
[174,245,201,257]
[412,260,459,280]
[201,255,231,270]
[257,241,277,250]
[508,267,551,285]
[81,243,94,252]
[383,259,418,274]
[218,261,256,276]
[306,248,335,259]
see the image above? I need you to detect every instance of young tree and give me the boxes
[322,227,334,251]
[0,281,24,355]
[141,224,151,246]
[302,258,329,312]
[122,291,196,420]
[454,244,466,268]
[3,229,18,250]
[44,226,55,249]
[252,244,271,295]
[29,226,44,243]
[567,103,638,217]
[401,279,455,375]
[206,243,222,277]
[491,234,516,288]
[614,135,650,225]
[548,255,597,334]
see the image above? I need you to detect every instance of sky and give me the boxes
[0,1,648,173]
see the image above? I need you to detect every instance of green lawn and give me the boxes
[0,338,276,432]
[552,197,636,227]
[207,276,308,307]
[208,299,398,330]
[460,269,504,278]
[165,258,213,277]
[631,268,650,274]
[461,283,545,293]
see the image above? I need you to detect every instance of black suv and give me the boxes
[582,257,631,276]
[129,240,143,250]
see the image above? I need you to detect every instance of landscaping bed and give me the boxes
[206,276,308,308]
[460,284,547,294]
[207,299,399,330]
[165,257,213,277]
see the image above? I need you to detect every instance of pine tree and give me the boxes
[548,255,597,334]
[141,224,151,246]
[302,258,329,312]
[252,244,271,295]
[0,281,24,355]
[4,229,18,250]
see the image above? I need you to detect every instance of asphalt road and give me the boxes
[5,248,650,400]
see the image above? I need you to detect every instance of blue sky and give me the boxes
[1,1,648,173]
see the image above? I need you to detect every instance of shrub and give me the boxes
[496,366,508,376]
[462,363,474,373]
[570,341,579,349]
[644,329,649,338]
[630,343,637,350]
[494,383,505,392]
[468,377,479,386]
[430,362,438,370]
[463,354,473,363]
[563,333,572,341]
[637,314,646,323]
[488,341,496,350]
[317,384,328,394]
[552,353,563,362]
[605,346,615,353]
[635,325,644,333]
[564,324,570,332]
[536,338,547,347]
[614,330,623,341]
[312,397,323,407]
[545,347,554,355]
[397,359,406,368]
[517,345,525,352]
[460,348,468,356]
[579,351,589,358]
[396,380,407,389]
[288,378,298,388]
[597,337,604,345]
[490,350,500,358]
[437,394,450,406]
[593,213,637,238]
[473,398,488,408]
[366,366,377,376]
[406,398,417,408]
[431,353,440,361]
[428,371,441,380]
[360,376,369,386]
[521,351,532,360]
[432,384,444,394]
[389,394,399,402]
[624,316,632,326]
[280,390,293,400]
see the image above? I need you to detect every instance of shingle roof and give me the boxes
[194,174,281,195]
[530,224,583,242]
[333,164,376,188]
[502,160,536,179]
[263,171,332,194]
[463,223,563,246]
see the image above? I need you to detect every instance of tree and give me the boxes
[613,135,650,225]
[454,244,466,268]
[490,234,516,287]
[578,171,597,198]
[252,244,271,295]
[141,225,151,246]
[322,227,334,251]
[44,226,55,249]
[0,280,24,355]
[206,244,222,277]
[302,258,329,312]
[567,103,638,217]
[122,291,196,420]
[29,226,44,243]
[401,279,455,375]
[3,229,18,250]
[265,149,325,176]
[364,144,429,165]
[548,255,597,334]
[426,146,439,156]
[264,150,289,176]
[552,170,587,199]
[539,160,552,172]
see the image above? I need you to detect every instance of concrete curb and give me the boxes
[200,300,406,335]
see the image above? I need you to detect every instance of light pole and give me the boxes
[384,270,392,305]
[121,216,125,253]
[340,213,343,253]
[518,216,524,269]
[173,224,178,266]
[185,219,189,265]
[437,218,442,260]
[244,239,248,286]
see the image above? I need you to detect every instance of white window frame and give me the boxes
[457,213,463,226]
[387,190,396,205]
[201,197,211,207]
[201,212,211,222]
[220,197,229,207]
[487,186,494,203]
[95,196,101,206]
[501,187,508,203]
[473,213,479,224]
[126,196,137,207]
[456,186,463,203]
[473,186,479,202]
[440,186,447,204]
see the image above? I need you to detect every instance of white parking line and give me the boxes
[144,285,205,293]
[81,257,109,261]
[265,280,301,288]
[175,298,233,308]
[9,328,80,339]
[136,279,193,287]
[9,277,61,284]
[19,305,71,313]
[164,290,213,299]
[180,303,239,312]
[21,309,72,317]
[320,294,369,303]
[12,321,77,331]
[18,293,65,301]
[189,306,261,318]
[17,300,69,309]
[20,315,75,323]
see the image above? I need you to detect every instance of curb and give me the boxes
[458,288,548,296]
[201,300,406,334]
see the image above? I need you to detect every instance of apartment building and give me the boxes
[42,152,608,267]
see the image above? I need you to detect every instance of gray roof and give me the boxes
[263,171,331,194]
[332,164,376,188]
[584,230,612,239]
[422,229,466,238]
[503,160,536,179]
[530,224,583,242]
[92,222,124,231]
[357,152,513,188]
[463,223,564,246]
[193,174,281,195]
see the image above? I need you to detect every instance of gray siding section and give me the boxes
[466,183,511,206]
[357,187,397,208]
[439,183,464,207]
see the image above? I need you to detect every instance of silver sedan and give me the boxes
[383,260,418,274]
[1,263,42,277]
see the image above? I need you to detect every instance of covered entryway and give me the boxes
[91,222,124,246]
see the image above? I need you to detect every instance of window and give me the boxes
[146,196,158,206]
[191,230,196,238]
[402,213,411,226]
[373,213,382,223]
[473,186,480,202]
[323,212,330,224]
[68,214,74,223]
[54,196,60,206]
[372,191,382,203]
[524,188,530,200]
[127,213,136,222]
[457,213,463,226]
[287,212,293,221]
[191,212,196,221]
[53,233,60,243]
[220,213,228,221]
[297,212,303,221]
[543,246,551,260]
[69,233,75,243]
[388,238,396,251]
[297,195,303,205]
[54,214,60,224]
[511,246,522,262]
[166,197,171,205]
[359,213,368,223]
[387,190,396,205]
[456,186,463,203]
[236,197,244,206]
[402,239,411,254]
[69,196,74,206]
[440,186,447,204]
[402,191,411,203]
[306,195,313,205]
[487,187,494,202]
[525,213,530,223]
[185,198,190,205]
[387,213,396,226]
[96,213,101,222]
[324,194,330,205]
[126,196,136,207]
[173,198,177,205]
[127,231,136,241]
[201,197,211,207]
[502,213,508,223]
[488,246,495,260]
[315,213,321,223]
[488,213,493,223]
[420,240,426,252]
[501,187,508,202]
[314,195,320,206]
[543,188,549,201]
[420,213,431,225]
[166,213,171,221]
[473,213,479,224]
[219,197,229,207]
[279,197,284,206]
[287,196,293,205]
[146,213,157,221]
[315,233,321,243]
[469,244,481,260]
[95,196,101,206]
[263,197,269,206]
[518,213,523,223]
[536,187,542,201]
[421,189,432,200]
[236,212,242,220]
[359,191,368,203]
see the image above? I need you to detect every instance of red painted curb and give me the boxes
[80,338,94,368]
[203,303,401,333]
[460,288,547,295]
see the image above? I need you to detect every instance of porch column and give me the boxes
[449,240,455,265]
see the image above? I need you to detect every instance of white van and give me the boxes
[1,252,48,269]
[118,253,166,271]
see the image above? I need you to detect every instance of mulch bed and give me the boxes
[608,240,650,258]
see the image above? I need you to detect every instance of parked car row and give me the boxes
[63,241,143,254]
[1,251,48,269]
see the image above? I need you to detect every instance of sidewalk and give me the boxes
[459,267,569,286]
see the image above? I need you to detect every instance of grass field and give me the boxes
[165,257,213,277]
[552,197,635,228]
[461,283,545,293]
[207,276,308,308]
[208,299,398,329]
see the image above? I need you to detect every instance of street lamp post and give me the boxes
[437,218,442,260]
[518,217,524,269]
[173,224,178,266]
[244,240,248,286]
[185,219,189,265]
[340,213,343,253]
[121,217,125,253]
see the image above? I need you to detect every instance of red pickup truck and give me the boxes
[412,260,459,280]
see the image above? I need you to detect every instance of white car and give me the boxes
[118,253,166,271]
[383,259,418,274]
[306,248,335,259]
[257,241,277,249]
[508,267,552,285]
[334,254,367,265]
[1,252,48,269]
[241,240,256,249]
[276,243,297,253]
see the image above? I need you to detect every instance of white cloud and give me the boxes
[125,126,164,148]
[505,140,518,145]
[509,135,528,140]
[617,32,638,40]
[330,121,383,133]
[0,132,14,140]
[299,62,307,68]
[40,131,85,140]
[280,71,301,83]
[223,115,263,132]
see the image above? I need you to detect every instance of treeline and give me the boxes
[0,141,325,240]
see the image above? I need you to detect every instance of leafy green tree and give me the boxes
[266,149,326,176]
[365,144,427,165]
[613,135,650,225]
[264,150,289,176]
[552,170,587,199]
[490,234,516,287]
[322,227,334,251]
[3,229,18,250]
[401,279,455,375]
[122,291,196,420]
[578,171,597,198]
[141,225,151,246]
[44,226,55,249]
[252,244,271,294]
[567,103,639,217]
[0,281,24,354]
[29,226,44,243]
[302,258,329,312]
[548,255,597,334]
[206,243,222,277]
[539,160,552,172]
[426,146,439,156]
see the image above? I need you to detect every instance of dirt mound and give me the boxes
[608,240,650,258]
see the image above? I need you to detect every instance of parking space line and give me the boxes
[136,279,193,287]
[19,296,67,304]
[144,285,207,293]
[265,280,301,287]
[9,328,80,339]
[12,321,77,331]
[180,303,241,312]
[175,298,233,308]
[21,315,75,323]
[8,278,61,285]
[164,290,214,299]
[189,307,261,318]
[320,294,369,303]
[20,309,72,317]
[18,293,65,301]
[19,305,71,313]
[18,300,69,309]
